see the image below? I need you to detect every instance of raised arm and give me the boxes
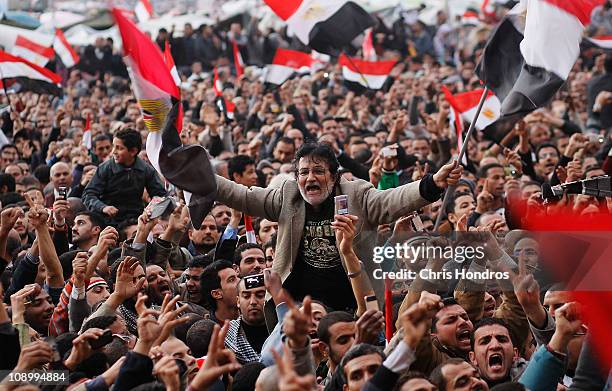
[361,161,461,225]
[333,214,375,317]
[215,174,283,221]
[27,204,63,289]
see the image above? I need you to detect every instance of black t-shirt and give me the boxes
[285,195,356,312]
[241,320,269,353]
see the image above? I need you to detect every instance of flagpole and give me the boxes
[434,86,489,232]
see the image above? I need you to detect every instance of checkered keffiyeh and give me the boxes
[224,317,260,365]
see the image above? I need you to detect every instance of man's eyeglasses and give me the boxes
[298,168,327,177]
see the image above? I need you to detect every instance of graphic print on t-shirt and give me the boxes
[303,218,341,269]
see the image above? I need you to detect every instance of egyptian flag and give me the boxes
[113,8,217,229]
[584,35,612,50]
[134,0,154,22]
[243,215,257,244]
[263,0,375,55]
[264,48,316,86]
[82,114,92,150]
[362,28,377,60]
[442,86,501,132]
[213,66,235,121]
[53,28,80,68]
[0,51,61,95]
[11,35,55,67]
[462,8,481,26]
[476,0,605,143]
[338,53,396,92]
[231,40,244,78]
[163,40,183,132]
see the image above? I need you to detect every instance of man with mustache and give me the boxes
[188,214,220,256]
[224,277,269,364]
[214,142,461,311]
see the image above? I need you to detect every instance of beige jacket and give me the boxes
[215,175,431,299]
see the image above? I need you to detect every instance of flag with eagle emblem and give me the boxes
[112,8,217,229]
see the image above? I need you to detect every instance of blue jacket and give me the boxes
[519,346,565,391]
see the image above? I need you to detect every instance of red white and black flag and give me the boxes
[442,86,500,157]
[0,50,62,95]
[264,48,317,86]
[583,35,612,50]
[134,0,154,22]
[338,53,396,92]
[476,0,605,143]
[213,66,235,121]
[11,35,55,67]
[53,28,80,68]
[231,40,244,78]
[263,0,375,55]
[113,8,216,229]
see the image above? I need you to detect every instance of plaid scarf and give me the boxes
[224,317,260,365]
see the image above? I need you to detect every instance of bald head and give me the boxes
[50,162,72,189]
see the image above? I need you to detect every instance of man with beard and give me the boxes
[147,264,208,317]
[469,318,523,387]
[188,214,220,256]
[200,260,239,324]
[11,206,32,248]
[225,277,269,364]
[71,211,105,251]
[214,143,461,311]
[233,243,266,276]
[317,311,356,385]
[146,264,174,305]
[85,256,147,335]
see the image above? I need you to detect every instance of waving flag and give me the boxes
[163,40,183,132]
[134,0,154,22]
[476,0,606,143]
[213,66,235,121]
[442,87,500,131]
[0,50,61,95]
[243,215,257,244]
[362,28,376,60]
[12,35,54,67]
[113,8,216,229]
[231,40,244,78]
[82,114,92,150]
[53,29,80,68]
[442,86,500,160]
[263,0,374,55]
[338,53,396,92]
[585,35,612,50]
[264,48,316,86]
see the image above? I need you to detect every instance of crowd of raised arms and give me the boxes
[0,1,611,390]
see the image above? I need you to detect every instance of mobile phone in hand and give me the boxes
[364,295,379,311]
[89,330,113,350]
[334,195,349,215]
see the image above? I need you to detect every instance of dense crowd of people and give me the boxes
[0,1,611,390]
